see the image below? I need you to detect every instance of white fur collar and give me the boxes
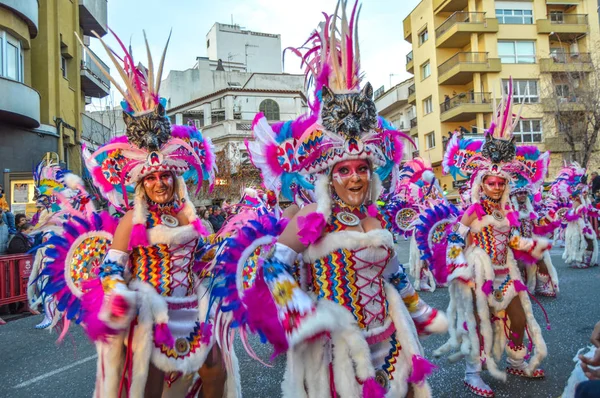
[303,228,394,263]
[147,224,199,245]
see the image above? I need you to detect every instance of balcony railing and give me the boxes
[549,13,588,24]
[406,51,413,64]
[438,52,489,76]
[410,117,418,128]
[408,84,416,96]
[549,52,591,64]
[81,51,110,89]
[435,12,486,37]
[440,92,492,113]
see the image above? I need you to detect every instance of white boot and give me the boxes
[464,360,494,397]
[534,272,556,298]
[506,345,545,378]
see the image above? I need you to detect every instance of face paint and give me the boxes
[515,191,528,204]
[143,171,175,204]
[331,159,371,207]
[482,175,506,201]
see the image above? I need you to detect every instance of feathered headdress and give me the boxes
[247,1,412,209]
[442,79,541,209]
[550,162,586,199]
[78,30,217,244]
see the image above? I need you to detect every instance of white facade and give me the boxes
[161,57,303,110]
[374,78,417,159]
[206,23,282,74]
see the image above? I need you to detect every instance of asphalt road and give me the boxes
[1,240,599,398]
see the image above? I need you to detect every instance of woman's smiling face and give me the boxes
[143,171,175,204]
[331,159,371,207]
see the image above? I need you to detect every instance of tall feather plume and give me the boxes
[75,29,170,115]
[488,77,525,140]
[285,0,363,106]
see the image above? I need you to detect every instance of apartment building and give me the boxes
[403,0,600,188]
[0,0,110,214]
[374,78,418,161]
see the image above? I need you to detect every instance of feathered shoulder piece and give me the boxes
[513,146,550,193]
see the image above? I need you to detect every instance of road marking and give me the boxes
[13,354,97,389]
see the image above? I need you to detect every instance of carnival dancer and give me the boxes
[551,163,599,269]
[509,149,560,297]
[211,2,446,397]
[40,31,239,397]
[436,82,551,397]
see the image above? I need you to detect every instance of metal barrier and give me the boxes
[0,253,35,325]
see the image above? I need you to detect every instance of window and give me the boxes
[421,61,431,80]
[549,11,564,23]
[513,119,542,143]
[498,40,536,64]
[259,99,280,120]
[502,79,539,103]
[0,30,24,82]
[418,28,428,45]
[496,9,533,24]
[423,96,433,114]
[61,55,68,78]
[426,132,436,149]
[555,84,570,98]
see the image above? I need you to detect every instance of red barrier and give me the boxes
[0,253,35,325]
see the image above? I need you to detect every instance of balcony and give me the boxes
[541,96,586,112]
[0,0,39,37]
[0,77,40,128]
[79,0,108,37]
[437,52,501,85]
[408,84,416,104]
[536,14,588,41]
[540,53,593,73]
[406,51,414,74]
[545,0,580,5]
[81,50,111,98]
[434,0,469,14]
[435,12,499,48]
[440,92,493,122]
[410,117,418,136]
[403,15,412,43]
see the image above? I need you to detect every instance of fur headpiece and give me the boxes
[443,79,543,207]
[246,1,412,203]
[79,31,216,212]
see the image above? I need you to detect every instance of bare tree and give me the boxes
[540,49,600,167]
[193,142,261,203]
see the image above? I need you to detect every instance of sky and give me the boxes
[87,0,420,110]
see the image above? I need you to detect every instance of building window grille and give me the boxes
[502,79,539,103]
[513,119,542,143]
[259,99,280,120]
[498,40,536,64]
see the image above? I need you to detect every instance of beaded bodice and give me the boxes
[130,200,198,297]
[309,202,392,331]
[470,198,511,266]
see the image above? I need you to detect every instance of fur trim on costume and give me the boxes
[98,284,137,330]
[304,229,394,263]
[542,251,559,293]
[94,336,126,398]
[146,224,199,246]
[563,218,587,264]
[370,173,383,204]
[314,174,333,220]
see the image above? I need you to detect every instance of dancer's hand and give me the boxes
[591,321,600,348]
[580,347,600,380]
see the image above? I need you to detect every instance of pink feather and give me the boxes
[242,272,289,358]
[297,212,327,246]
[129,223,149,250]
[252,112,264,130]
[91,166,116,194]
[191,218,209,237]
[466,203,486,220]
[507,211,520,227]
[482,280,494,296]
[80,279,116,342]
[367,203,378,217]
[514,280,528,292]
[407,355,438,384]
[154,323,175,348]
[361,378,386,398]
